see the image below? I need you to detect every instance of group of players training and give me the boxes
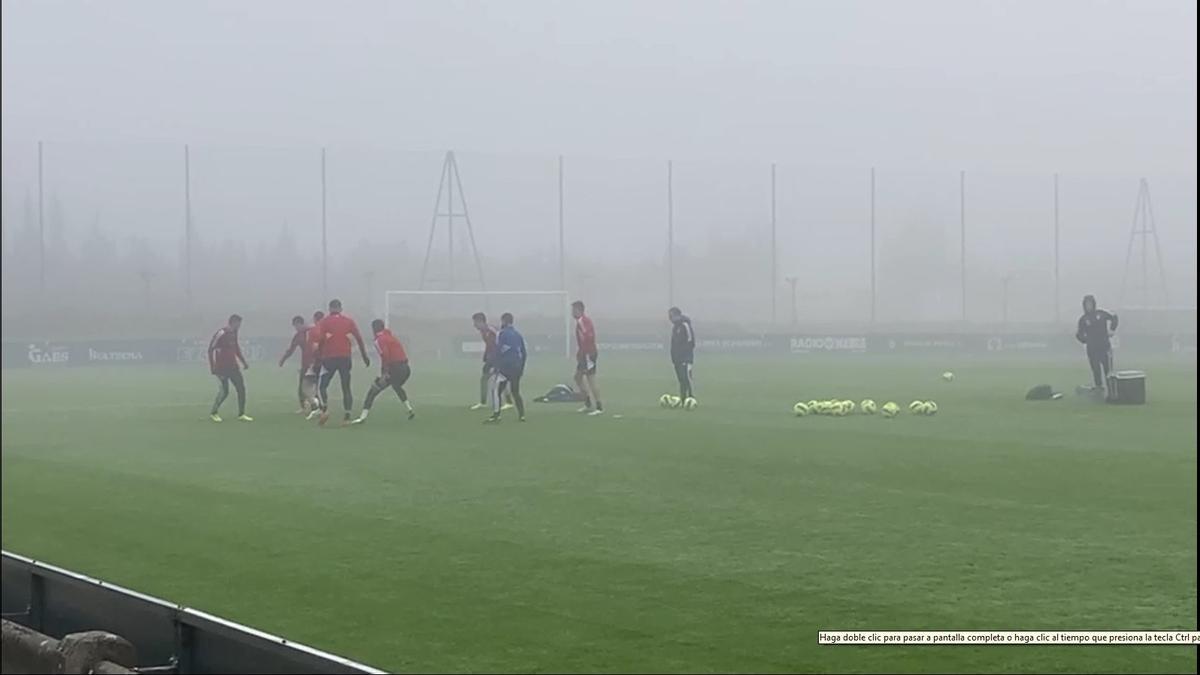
[207,298,698,426]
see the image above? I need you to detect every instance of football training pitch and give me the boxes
[1,354,1195,673]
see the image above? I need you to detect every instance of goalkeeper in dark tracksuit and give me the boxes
[1075,294,1119,392]
[668,307,695,400]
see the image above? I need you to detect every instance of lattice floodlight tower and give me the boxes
[418,151,486,291]
[1119,178,1169,310]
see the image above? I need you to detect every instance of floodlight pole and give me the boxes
[184,144,193,304]
[870,166,876,324]
[667,159,675,307]
[785,276,799,325]
[960,170,967,323]
[558,155,565,292]
[37,141,45,295]
[770,162,777,324]
[1053,173,1059,324]
[321,147,328,300]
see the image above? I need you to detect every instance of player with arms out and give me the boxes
[315,299,369,426]
[1075,294,1119,396]
[668,306,695,401]
[485,312,527,424]
[208,314,252,422]
[572,300,603,415]
[279,315,320,413]
[470,312,513,411]
[351,319,415,424]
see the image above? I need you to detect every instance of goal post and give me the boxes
[384,290,572,358]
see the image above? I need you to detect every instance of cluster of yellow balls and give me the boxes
[659,394,698,411]
[792,398,937,418]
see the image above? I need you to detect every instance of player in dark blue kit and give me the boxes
[1075,294,1119,395]
[485,312,527,424]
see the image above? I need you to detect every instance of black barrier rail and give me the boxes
[0,552,385,675]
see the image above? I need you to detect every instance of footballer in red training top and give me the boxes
[278,314,320,414]
[313,299,369,426]
[208,314,252,422]
[470,312,512,410]
[351,319,415,424]
[572,300,603,415]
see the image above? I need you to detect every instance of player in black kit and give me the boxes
[1075,294,1119,394]
[668,307,695,400]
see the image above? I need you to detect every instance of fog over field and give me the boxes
[1,0,1195,333]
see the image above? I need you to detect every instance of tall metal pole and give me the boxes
[558,154,565,291]
[667,159,674,307]
[1140,178,1147,310]
[870,167,876,324]
[37,141,45,294]
[321,147,328,300]
[184,144,192,303]
[770,163,777,324]
[1053,173,1060,323]
[448,153,455,290]
[960,170,967,323]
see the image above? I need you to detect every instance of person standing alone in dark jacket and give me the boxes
[668,307,696,400]
[1075,294,1119,393]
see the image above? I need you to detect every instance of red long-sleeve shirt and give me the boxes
[317,312,364,359]
[208,326,244,373]
[374,329,409,369]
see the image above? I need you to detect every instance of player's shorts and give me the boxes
[321,356,352,379]
[576,352,598,375]
[384,361,411,387]
[498,365,523,383]
[213,368,244,386]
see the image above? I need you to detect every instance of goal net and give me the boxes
[384,290,571,358]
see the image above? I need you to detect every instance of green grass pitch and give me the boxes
[2,354,1195,673]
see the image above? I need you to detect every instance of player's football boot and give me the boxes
[587,409,604,416]
[237,414,254,422]
[576,406,592,413]
[318,411,330,426]
[469,403,486,410]
[306,409,322,421]
[501,403,515,411]
[209,414,222,423]
[349,416,366,425]
[408,411,416,420]
[483,414,501,424]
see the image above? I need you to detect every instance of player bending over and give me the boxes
[279,315,320,413]
[470,312,513,411]
[303,310,326,420]
[315,299,369,426]
[668,306,695,400]
[572,300,603,415]
[485,312,527,424]
[208,314,252,422]
[352,320,415,424]
[1075,294,1119,394]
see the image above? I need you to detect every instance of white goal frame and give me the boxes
[384,290,572,357]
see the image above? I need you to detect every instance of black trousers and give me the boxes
[674,360,694,399]
[212,369,246,415]
[491,368,525,417]
[364,362,411,410]
[318,357,354,413]
[1087,344,1113,388]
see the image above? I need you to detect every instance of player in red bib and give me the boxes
[314,299,370,426]
[572,300,603,415]
[351,319,415,424]
[279,315,320,413]
[470,312,513,411]
[208,314,252,422]
[303,310,326,420]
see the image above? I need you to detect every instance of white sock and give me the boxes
[404,400,413,412]
[359,409,370,420]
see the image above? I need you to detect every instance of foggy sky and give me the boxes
[2,0,1195,172]
[1,0,1196,325]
